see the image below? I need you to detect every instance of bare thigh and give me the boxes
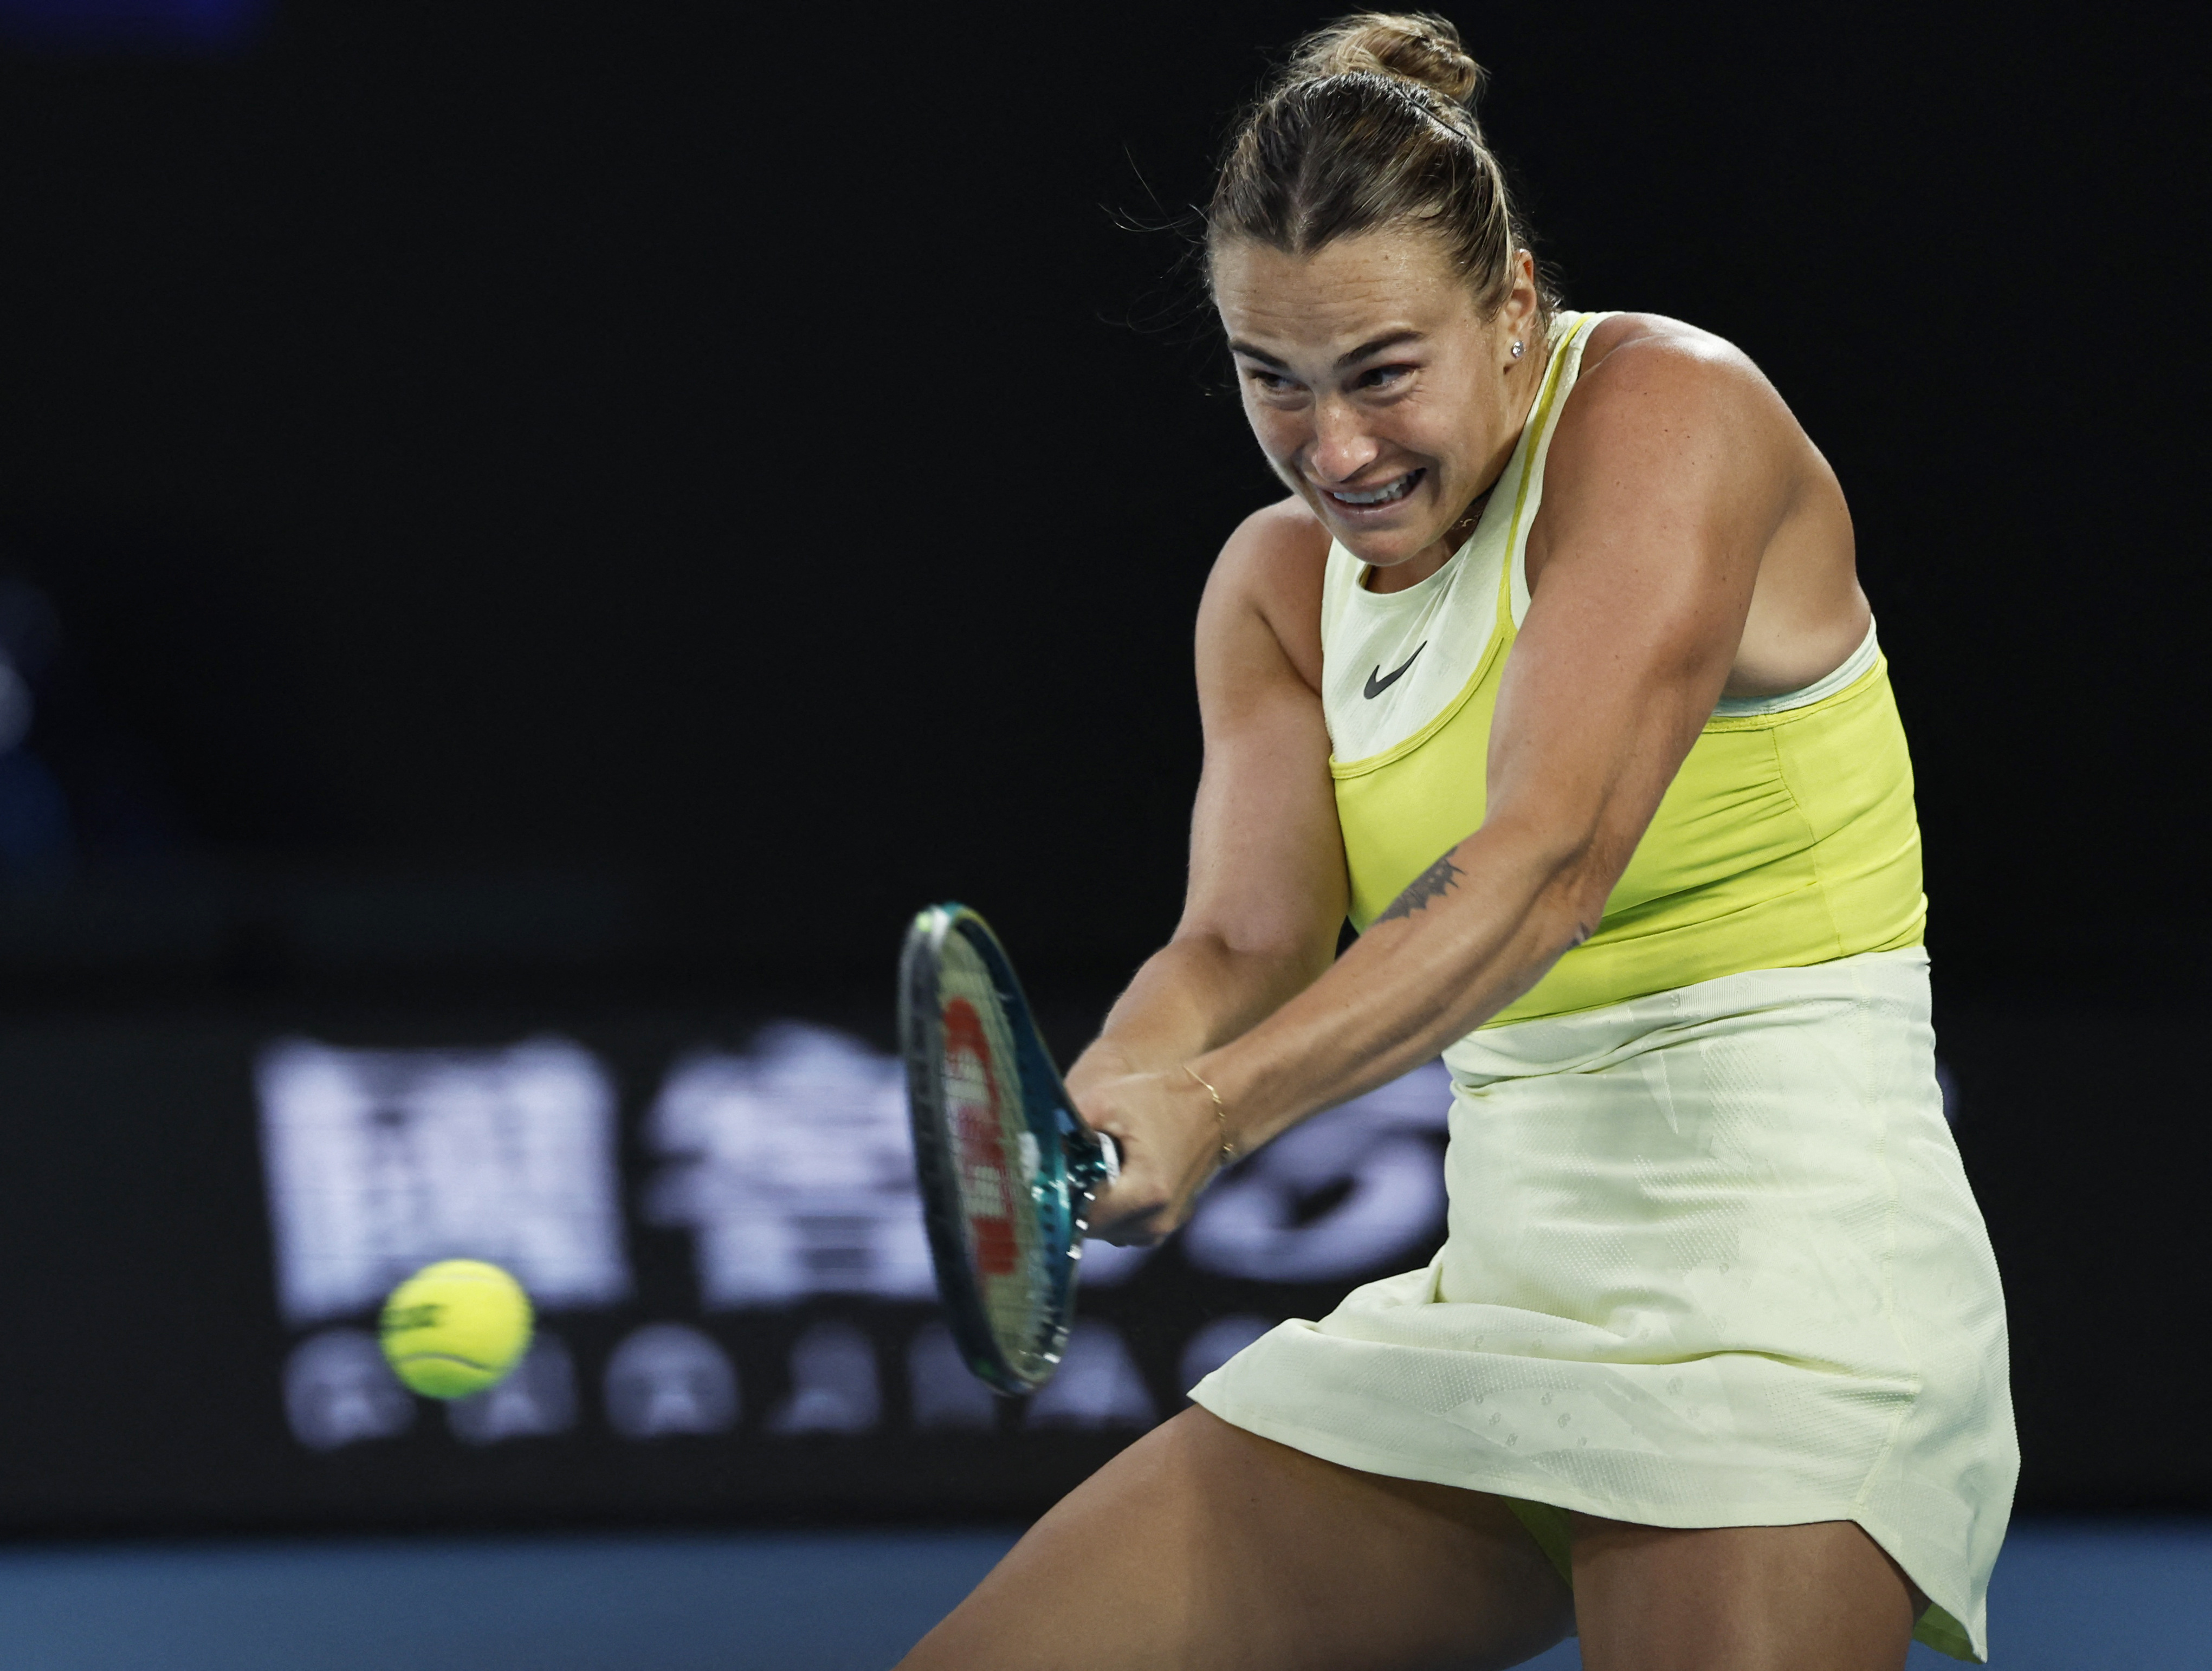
[896,1407,1574,1671]
[1571,1513,1926,1671]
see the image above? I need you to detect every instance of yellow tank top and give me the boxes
[1323,312,1926,1025]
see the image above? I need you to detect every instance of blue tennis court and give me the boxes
[2,1518,2202,1669]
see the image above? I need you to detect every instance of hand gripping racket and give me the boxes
[900,903,1120,1394]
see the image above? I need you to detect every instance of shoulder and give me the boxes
[1537,313,1815,550]
[1579,312,1769,387]
[1199,494,1331,692]
[1527,313,1828,599]
[1211,494,1331,590]
[1558,313,1805,470]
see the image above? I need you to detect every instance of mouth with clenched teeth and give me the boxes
[1322,468,1423,511]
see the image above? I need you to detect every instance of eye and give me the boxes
[1244,367,1298,395]
[1356,362,1414,390]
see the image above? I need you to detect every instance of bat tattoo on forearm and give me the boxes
[1374,853,1465,924]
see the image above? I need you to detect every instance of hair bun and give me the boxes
[1286,11,1484,106]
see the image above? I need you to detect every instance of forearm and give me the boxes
[1066,932,1329,1097]
[1189,815,1608,1151]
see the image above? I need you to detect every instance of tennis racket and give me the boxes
[900,902,1120,1395]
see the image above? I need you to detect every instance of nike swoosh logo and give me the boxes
[1363,642,1426,700]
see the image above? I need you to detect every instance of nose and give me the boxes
[1307,396,1381,485]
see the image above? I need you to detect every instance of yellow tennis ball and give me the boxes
[379,1260,534,1400]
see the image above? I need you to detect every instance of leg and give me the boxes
[1570,1514,1926,1671]
[898,1407,1574,1671]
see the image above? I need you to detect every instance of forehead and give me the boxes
[1213,230,1475,358]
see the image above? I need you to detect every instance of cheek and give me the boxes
[1395,400,1480,478]
[1239,396,1306,459]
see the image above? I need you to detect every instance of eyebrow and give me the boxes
[1227,328,1428,372]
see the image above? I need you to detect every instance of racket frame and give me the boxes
[900,903,1118,1395]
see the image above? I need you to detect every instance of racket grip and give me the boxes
[1070,1129,1120,1192]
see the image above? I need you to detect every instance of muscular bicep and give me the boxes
[1177,514,1345,971]
[1484,337,1796,893]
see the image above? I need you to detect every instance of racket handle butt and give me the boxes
[1070,1129,1119,1192]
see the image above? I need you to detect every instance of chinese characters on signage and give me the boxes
[260,1025,1453,1452]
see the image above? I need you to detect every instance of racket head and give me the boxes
[900,903,1117,1395]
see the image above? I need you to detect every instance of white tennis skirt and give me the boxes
[1191,949,2015,1662]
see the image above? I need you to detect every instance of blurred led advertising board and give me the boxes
[255,1019,1455,1499]
[0,998,2182,1528]
[0,999,1452,1533]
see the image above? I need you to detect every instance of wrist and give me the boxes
[1066,1039,1142,1098]
[1180,1062,1240,1164]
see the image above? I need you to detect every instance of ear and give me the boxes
[1503,250,1541,332]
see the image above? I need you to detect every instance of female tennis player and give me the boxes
[900,14,2014,1669]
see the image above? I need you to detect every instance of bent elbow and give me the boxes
[1519,827,1623,953]
[1169,923,1336,985]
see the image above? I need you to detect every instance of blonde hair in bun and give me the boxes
[1286,10,1484,105]
[1208,12,1551,323]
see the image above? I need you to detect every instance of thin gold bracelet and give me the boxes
[1182,1065,1236,1162]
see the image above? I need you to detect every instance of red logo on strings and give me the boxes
[942,998,1020,1277]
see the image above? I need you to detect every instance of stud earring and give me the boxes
[1510,340,1526,360]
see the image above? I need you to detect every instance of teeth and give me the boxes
[1329,471,1417,507]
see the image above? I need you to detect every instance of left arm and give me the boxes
[1086,329,1812,1241]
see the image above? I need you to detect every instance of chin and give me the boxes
[1312,483,1454,564]
[1333,524,1437,569]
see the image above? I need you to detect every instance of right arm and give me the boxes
[1064,498,1344,1217]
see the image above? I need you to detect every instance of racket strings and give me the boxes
[934,937,1049,1368]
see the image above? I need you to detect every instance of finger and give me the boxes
[1089,1192,1173,1247]
[1096,1222,1163,1249]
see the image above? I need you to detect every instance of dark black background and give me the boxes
[1,2,2205,1534]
